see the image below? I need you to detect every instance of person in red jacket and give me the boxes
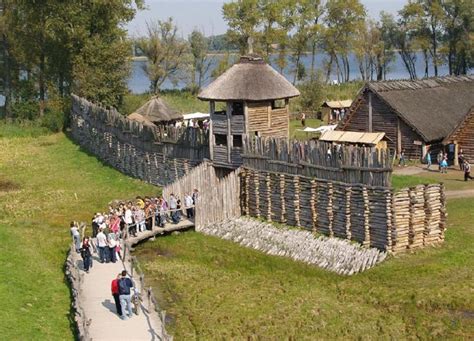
[111,274,122,316]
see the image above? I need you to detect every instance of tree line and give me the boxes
[0,0,144,123]
[221,0,472,83]
[0,0,472,123]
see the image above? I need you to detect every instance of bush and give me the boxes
[11,100,39,120]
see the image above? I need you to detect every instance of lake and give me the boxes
[128,52,450,94]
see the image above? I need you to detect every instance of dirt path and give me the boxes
[445,189,474,199]
[78,244,163,340]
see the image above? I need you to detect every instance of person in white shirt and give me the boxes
[184,194,194,218]
[96,228,108,263]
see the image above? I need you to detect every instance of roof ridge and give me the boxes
[368,75,474,92]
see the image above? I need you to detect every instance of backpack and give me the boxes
[118,278,130,295]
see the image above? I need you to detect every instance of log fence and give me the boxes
[70,95,209,186]
[240,168,446,253]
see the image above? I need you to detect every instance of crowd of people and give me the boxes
[69,190,199,320]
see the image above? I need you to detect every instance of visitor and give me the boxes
[96,227,108,263]
[169,194,179,224]
[108,232,118,263]
[301,112,306,127]
[91,214,99,238]
[192,189,199,205]
[437,150,443,171]
[399,150,406,167]
[464,160,473,181]
[440,156,448,174]
[185,193,194,219]
[80,236,93,273]
[459,150,465,171]
[425,151,432,170]
[111,274,122,317]
[70,222,81,253]
[134,205,146,233]
[118,270,135,320]
[326,146,332,161]
[124,203,134,237]
[176,196,182,219]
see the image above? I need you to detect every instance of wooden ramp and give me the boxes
[126,219,195,247]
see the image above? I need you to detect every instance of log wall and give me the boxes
[240,168,446,253]
[70,95,210,186]
[243,136,393,187]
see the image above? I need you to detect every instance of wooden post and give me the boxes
[243,101,249,135]
[453,141,459,166]
[310,179,318,233]
[362,186,370,247]
[254,171,260,218]
[294,175,301,227]
[280,174,286,223]
[266,173,272,221]
[226,101,232,164]
[209,101,215,161]
[327,182,334,237]
[368,91,373,132]
[285,98,290,140]
[345,186,352,240]
[397,118,402,156]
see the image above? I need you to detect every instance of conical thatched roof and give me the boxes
[127,112,155,127]
[132,96,182,123]
[198,55,300,101]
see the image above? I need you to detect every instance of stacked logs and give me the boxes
[240,168,446,254]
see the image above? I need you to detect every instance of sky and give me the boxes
[127,0,407,38]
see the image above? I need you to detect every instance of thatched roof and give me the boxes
[132,96,181,123]
[320,131,387,145]
[443,105,474,144]
[322,100,352,109]
[198,55,300,101]
[127,112,155,127]
[366,75,474,142]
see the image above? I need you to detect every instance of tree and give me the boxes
[188,30,211,93]
[323,0,366,83]
[137,18,190,94]
[442,0,473,75]
[222,0,261,54]
[376,12,397,80]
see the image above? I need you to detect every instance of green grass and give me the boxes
[289,118,323,140]
[0,125,157,340]
[393,169,474,191]
[135,196,474,339]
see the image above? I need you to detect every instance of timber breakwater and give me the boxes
[199,217,387,275]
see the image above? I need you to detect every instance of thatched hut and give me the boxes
[320,100,352,124]
[131,96,181,124]
[127,112,155,127]
[198,54,300,168]
[340,76,474,160]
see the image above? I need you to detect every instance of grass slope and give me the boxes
[135,197,474,339]
[0,126,157,340]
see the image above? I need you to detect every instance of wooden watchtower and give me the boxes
[198,55,300,168]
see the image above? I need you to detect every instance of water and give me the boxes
[128,52,450,94]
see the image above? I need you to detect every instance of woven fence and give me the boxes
[240,168,446,253]
[243,136,392,187]
[70,95,209,186]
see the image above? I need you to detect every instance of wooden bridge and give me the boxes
[125,217,195,248]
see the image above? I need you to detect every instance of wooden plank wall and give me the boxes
[243,136,393,187]
[162,161,241,229]
[247,102,288,138]
[70,95,210,186]
[450,108,474,161]
[240,168,446,253]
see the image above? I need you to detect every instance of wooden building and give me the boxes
[319,130,388,150]
[320,100,352,124]
[340,76,474,160]
[443,106,474,164]
[198,55,300,168]
[128,96,182,125]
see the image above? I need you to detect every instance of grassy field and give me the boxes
[135,195,474,339]
[289,118,323,140]
[392,168,474,191]
[0,125,157,340]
